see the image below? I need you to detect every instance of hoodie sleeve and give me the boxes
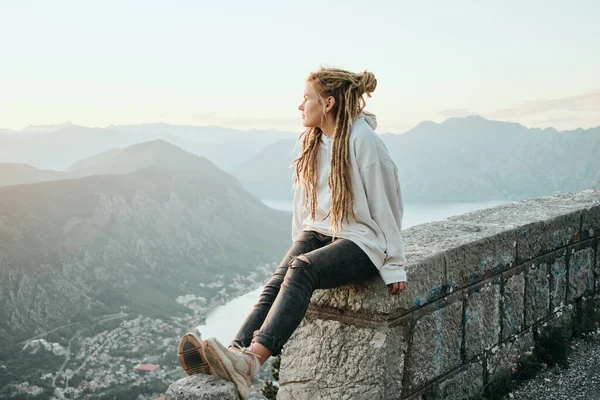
[292,180,307,242]
[360,159,407,284]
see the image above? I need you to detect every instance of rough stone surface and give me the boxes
[447,191,599,260]
[517,212,581,265]
[536,305,575,340]
[277,385,384,400]
[448,191,598,229]
[403,392,426,400]
[278,317,407,400]
[486,332,535,378]
[595,241,600,290]
[567,246,595,303]
[406,299,463,391]
[434,361,484,400]
[582,203,600,240]
[306,191,600,316]
[165,374,239,400]
[578,294,600,332]
[465,282,501,359]
[309,252,446,316]
[446,230,516,289]
[502,268,525,340]
[549,251,568,310]
[525,261,550,326]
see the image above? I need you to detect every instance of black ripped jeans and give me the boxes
[230,230,379,356]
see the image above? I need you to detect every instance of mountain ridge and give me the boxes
[233,117,600,203]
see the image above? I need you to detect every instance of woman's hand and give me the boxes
[387,281,407,295]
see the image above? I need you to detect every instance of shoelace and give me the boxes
[228,344,262,380]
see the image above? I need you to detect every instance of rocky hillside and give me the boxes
[0,154,291,347]
[233,116,600,203]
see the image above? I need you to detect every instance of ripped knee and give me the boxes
[289,254,312,268]
[298,255,311,264]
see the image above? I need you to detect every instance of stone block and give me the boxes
[535,305,575,340]
[277,384,384,400]
[567,245,594,303]
[465,282,501,359]
[502,268,524,340]
[406,298,463,391]
[310,252,445,316]
[549,251,568,310]
[446,230,517,289]
[582,204,600,240]
[165,374,239,400]
[525,261,550,326]
[279,316,408,400]
[434,360,485,400]
[517,211,581,265]
[596,241,600,289]
[486,332,534,378]
[578,294,600,333]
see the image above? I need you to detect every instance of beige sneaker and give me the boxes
[203,337,262,400]
[177,332,210,375]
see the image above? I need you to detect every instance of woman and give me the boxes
[177,67,407,400]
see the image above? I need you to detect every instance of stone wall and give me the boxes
[277,189,600,400]
[165,189,600,400]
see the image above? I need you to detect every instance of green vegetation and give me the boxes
[262,355,280,400]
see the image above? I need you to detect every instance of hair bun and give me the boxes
[359,71,377,95]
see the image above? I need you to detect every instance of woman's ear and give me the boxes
[325,96,336,113]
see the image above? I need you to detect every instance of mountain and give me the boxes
[110,123,293,143]
[1,140,223,188]
[66,148,122,172]
[233,138,299,201]
[0,163,66,188]
[67,139,221,178]
[233,116,600,203]
[0,125,150,170]
[383,116,600,201]
[0,151,291,348]
[19,122,78,134]
[110,123,297,171]
[0,123,298,172]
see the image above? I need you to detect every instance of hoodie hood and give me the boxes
[358,112,377,130]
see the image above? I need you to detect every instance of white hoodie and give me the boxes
[292,113,407,284]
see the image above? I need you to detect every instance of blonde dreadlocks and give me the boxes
[294,67,377,235]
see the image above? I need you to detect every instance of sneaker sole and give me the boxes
[177,333,209,375]
[203,339,251,400]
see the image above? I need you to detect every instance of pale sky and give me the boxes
[1,0,599,133]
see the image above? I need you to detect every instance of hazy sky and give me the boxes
[1,0,599,133]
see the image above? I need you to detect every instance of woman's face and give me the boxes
[298,82,324,128]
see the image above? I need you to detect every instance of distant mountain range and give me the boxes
[0,122,296,171]
[1,115,599,203]
[232,115,600,203]
[0,141,291,347]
